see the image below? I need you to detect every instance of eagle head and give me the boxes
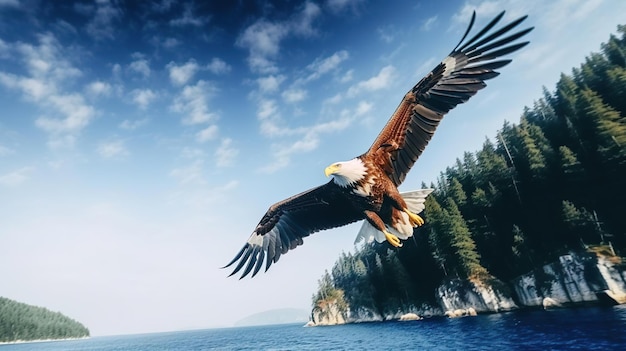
[325,158,367,188]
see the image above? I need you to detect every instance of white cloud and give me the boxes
[181,147,205,159]
[326,0,365,14]
[415,57,437,77]
[255,95,358,173]
[16,34,82,81]
[130,89,157,110]
[170,160,205,185]
[206,57,231,75]
[377,25,397,44]
[0,167,32,186]
[282,88,307,103]
[167,59,199,86]
[0,145,14,156]
[97,140,129,158]
[196,125,218,143]
[35,93,95,134]
[0,37,10,58]
[119,118,148,130]
[339,69,354,83]
[259,116,353,173]
[215,138,238,168]
[421,15,438,31]
[0,0,19,7]
[237,20,287,74]
[112,63,122,78]
[236,2,322,73]
[151,0,176,12]
[257,99,284,137]
[347,65,396,97]
[355,101,372,116]
[452,1,502,25]
[324,93,343,105]
[171,80,218,125]
[166,58,231,86]
[129,56,151,79]
[162,37,181,49]
[291,1,321,36]
[305,50,349,82]
[0,73,53,101]
[86,80,111,97]
[256,75,285,95]
[0,33,95,148]
[86,0,122,40]
[170,3,210,27]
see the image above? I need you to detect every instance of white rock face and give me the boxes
[596,254,626,304]
[444,308,477,318]
[399,313,421,321]
[346,306,384,323]
[311,300,347,326]
[512,251,626,307]
[542,297,562,309]
[436,278,518,314]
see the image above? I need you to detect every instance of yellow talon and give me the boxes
[406,210,424,227]
[384,231,403,248]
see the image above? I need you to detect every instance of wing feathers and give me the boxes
[452,11,476,52]
[471,42,530,63]
[457,11,505,52]
[464,15,529,54]
[224,182,364,278]
[467,27,533,58]
[367,10,532,186]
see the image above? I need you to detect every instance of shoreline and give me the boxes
[0,336,90,345]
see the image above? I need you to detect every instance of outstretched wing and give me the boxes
[367,11,533,186]
[223,181,363,279]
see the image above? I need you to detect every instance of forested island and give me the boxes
[0,297,89,343]
[310,25,626,325]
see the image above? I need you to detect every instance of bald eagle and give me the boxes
[225,11,533,278]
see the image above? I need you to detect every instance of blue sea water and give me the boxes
[2,306,626,350]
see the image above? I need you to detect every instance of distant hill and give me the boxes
[0,297,89,343]
[234,308,309,327]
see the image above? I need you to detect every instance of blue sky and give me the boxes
[1,0,625,336]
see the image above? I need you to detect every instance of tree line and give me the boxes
[0,296,89,343]
[312,24,626,316]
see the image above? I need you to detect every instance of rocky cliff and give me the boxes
[308,249,626,326]
[512,249,626,307]
[436,277,518,315]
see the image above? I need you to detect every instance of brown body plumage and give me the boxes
[224,11,533,278]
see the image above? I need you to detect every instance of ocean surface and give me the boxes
[2,306,626,350]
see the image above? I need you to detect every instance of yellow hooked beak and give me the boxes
[324,163,340,177]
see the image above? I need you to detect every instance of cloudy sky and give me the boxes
[1,0,625,337]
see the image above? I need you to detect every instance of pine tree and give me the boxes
[444,199,488,279]
[448,177,467,207]
[605,66,626,115]
[424,196,451,276]
[602,34,626,67]
[577,88,626,166]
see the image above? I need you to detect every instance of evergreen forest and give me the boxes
[312,24,626,316]
[0,296,90,343]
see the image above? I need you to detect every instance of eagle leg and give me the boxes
[386,191,425,227]
[364,210,403,248]
[405,210,425,227]
[384,231,403,247]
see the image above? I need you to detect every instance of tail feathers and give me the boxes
[354,188,434,245]
[403,188,434,214]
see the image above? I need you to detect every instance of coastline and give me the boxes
[0,336,90,345]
